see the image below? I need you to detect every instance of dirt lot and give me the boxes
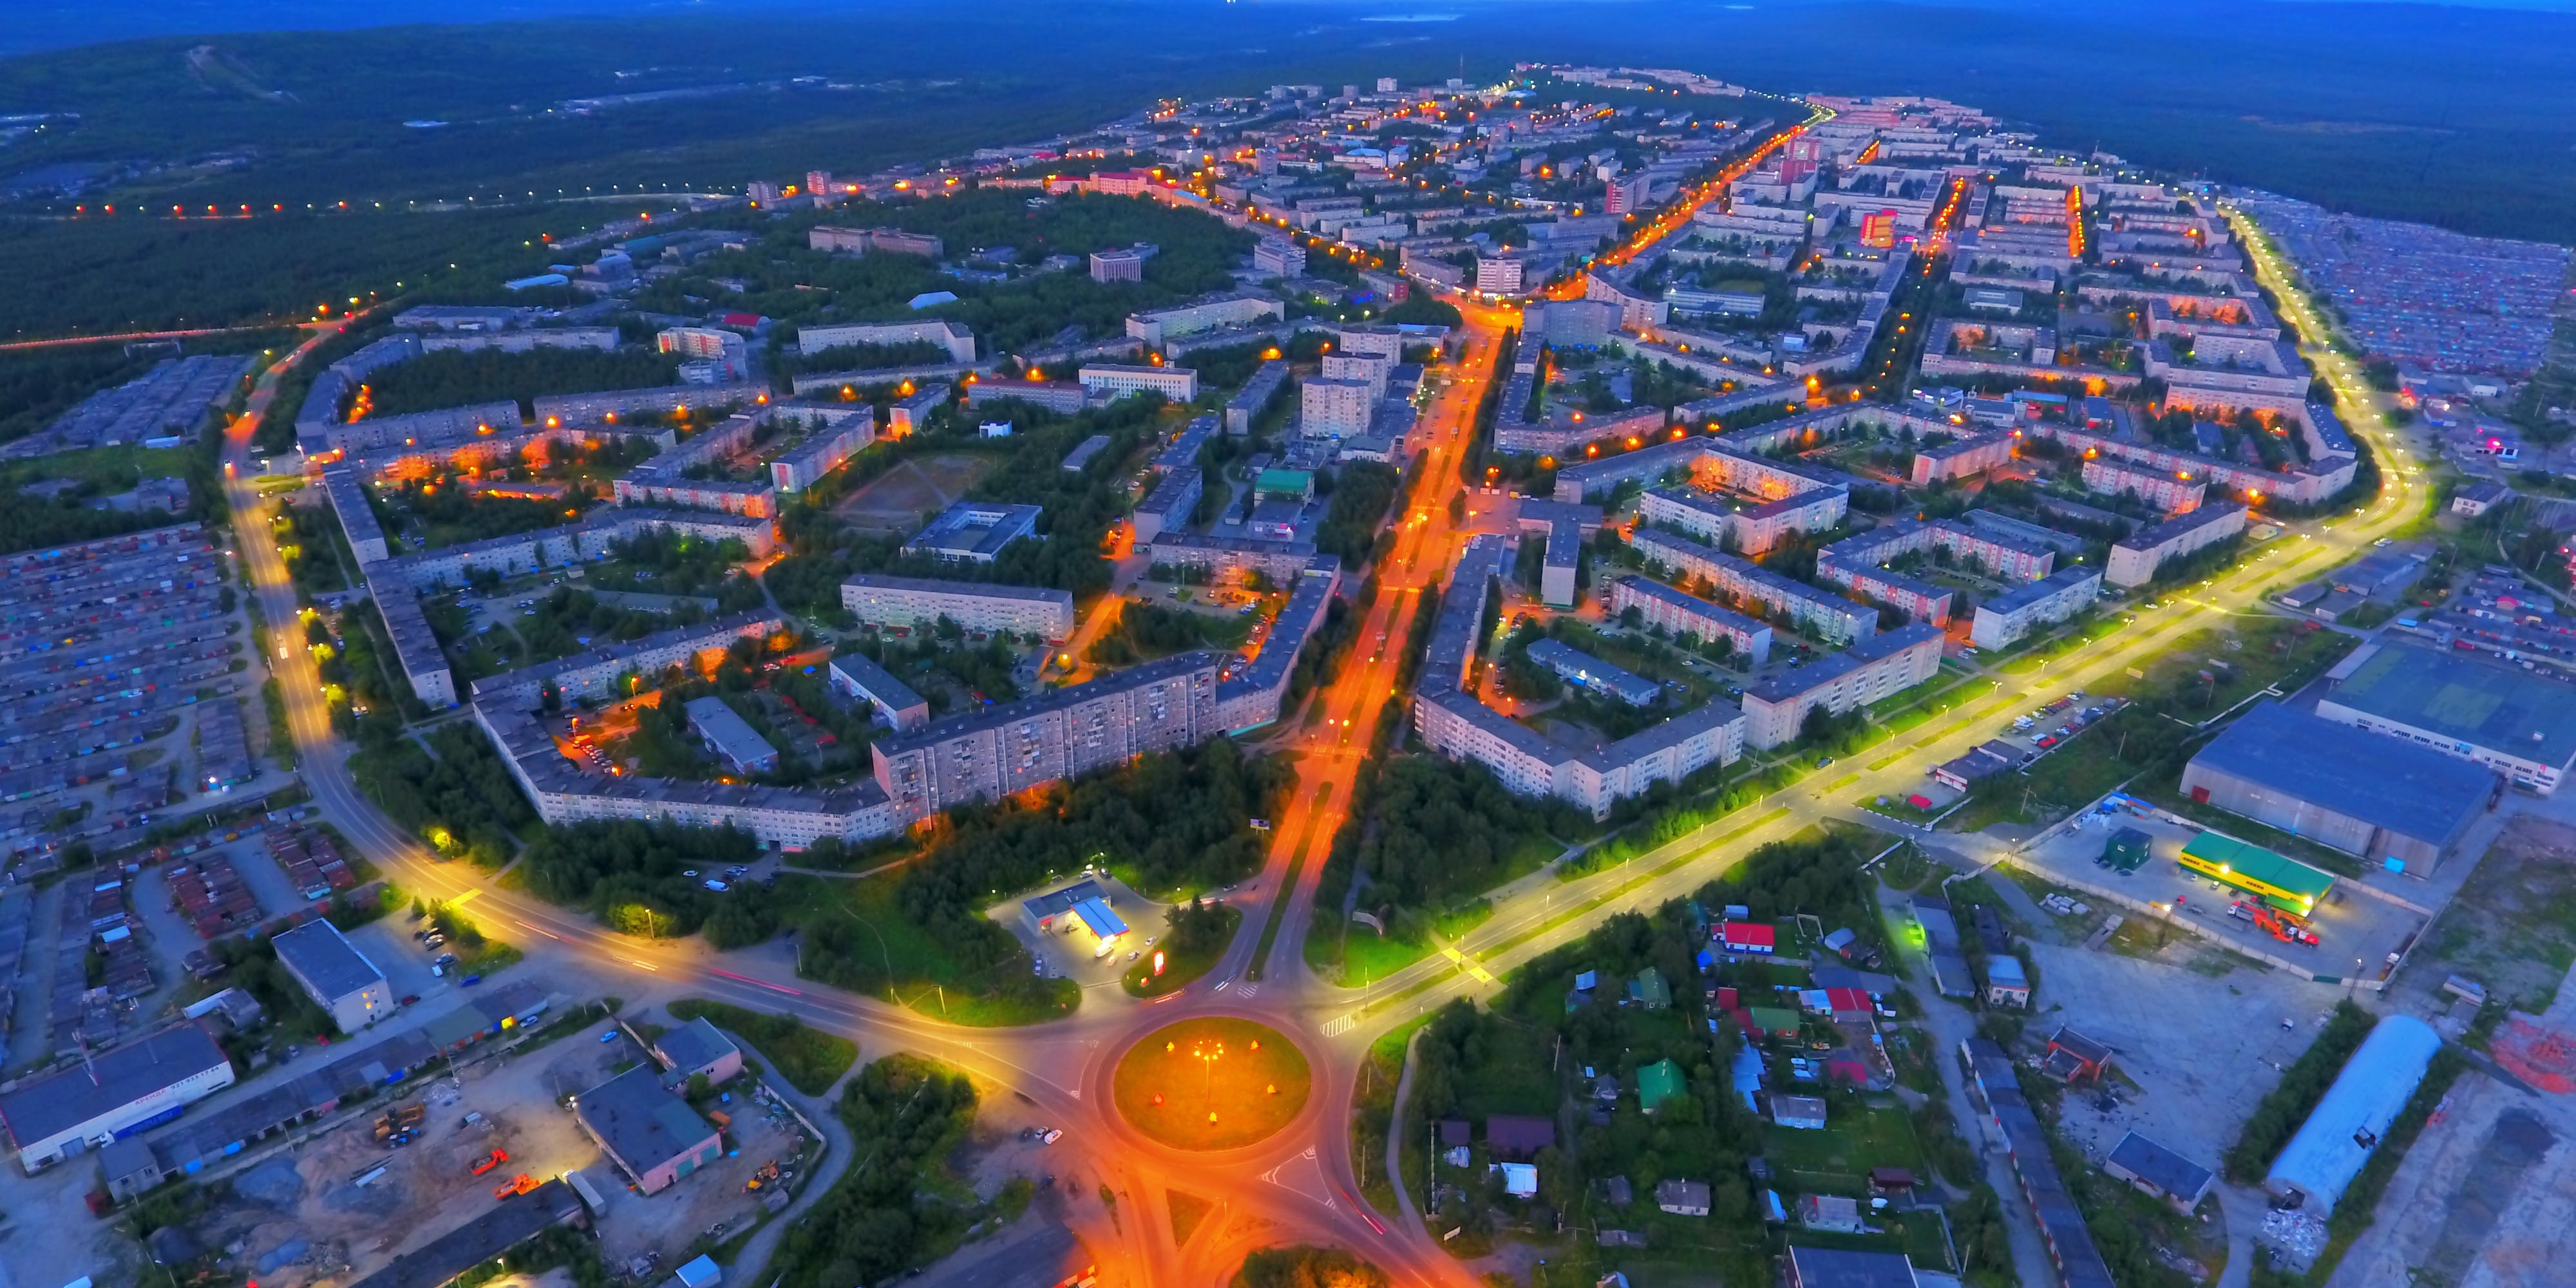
[2399,815,2576,1018]
[2325,1066,2576,1288]
[835,453,993,534]
[587,1066,815,1276]
[2020,936,2349,1172]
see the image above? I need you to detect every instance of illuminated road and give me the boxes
[213,155,2422,1288]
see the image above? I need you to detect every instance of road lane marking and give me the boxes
[449,889,482,905]
[1320,1014,1356,1037]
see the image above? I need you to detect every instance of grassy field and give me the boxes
[1351,1016,1430,1220]
[1304,892,1507,988]
[1762,1101,1926,1193]
[667,998,859,1096]
[799,875,1080,1027]
[1114,1018,1310,1151]
[1167,1191,1215,1249]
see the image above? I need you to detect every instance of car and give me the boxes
[423,934,446,949]
[703,878,729,893]
[683,869,699,878]
[2374,537,2393,547]
[399,994,421,1007]
[1814,755,1833,768]
[2036,737,2058,749]
[437,952,459,966]
[431,963,445,978]
[1041,1128,1064,1145]
[600,1030,620,1043]
[460,974,483,987]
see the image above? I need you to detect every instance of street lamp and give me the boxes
[1191,1039,1226,1108]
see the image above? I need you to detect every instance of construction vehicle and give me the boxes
[2231,900,2320,945]
[470,1149,509,1177]
[493,1173,540,1200]
[746,1160,781,1192]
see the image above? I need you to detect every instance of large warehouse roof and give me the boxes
[2265,1015,2441,1213]
[2190,701,2496,844]
[2325,641,2576,769]
[0,1023,229,1148]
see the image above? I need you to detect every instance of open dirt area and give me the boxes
[2399,815,2576,1019]
[835,453,993,534]
[2325,1064,2576,1288]
[2020,936,2349,1171]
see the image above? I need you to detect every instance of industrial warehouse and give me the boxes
[2179,700,2502,875]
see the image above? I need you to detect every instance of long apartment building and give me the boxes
[2081,456,2202,515]
[2031,421,2351,506]
[468,612,782,709]
[873,652,1224,821]
[2105,502,2248,588]
[1125,294,1285,346]
[475,699,899,849]
[1969,566,2104,649]
[1079,364,1199,403]
[1741,621,1945,748]
[370,508,777,590]
[1629,528,1878,645]
[1605,575,1774,665]
[839,574,1077,639]
[1413,544,1744,819]
[1215,558,1341,732]
[768,415,877,492]
[794,319,976,363]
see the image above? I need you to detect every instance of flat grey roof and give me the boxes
[655,1016,739,1075]
[2192,699,2497,844]
[878,652,1220,755]
[840,573,1075,607]
[271,918,386,1001]
[1745,622,1941,705]
[2325,640,2576,770]
[0,1022,230,1147]
[828,650,926,714]
[683,695,779,768]
[1527,638,1660,706]
[2106,1130,2214,1201]
[576,1064,715,1172]
[1983,565,2102,614]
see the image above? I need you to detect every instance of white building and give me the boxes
[1476,256,1528,295]
[1300,378,1376,438]
[0,1023,237,1171]
[839,574,1077,638]
[1969,567,2103,649]
[2105,503,2247,588]
[795,319,976,364]
[270,919,392,1033]
[1254,236,1308,277]
[1078,364,1198,402]
[1741,623,1944,748]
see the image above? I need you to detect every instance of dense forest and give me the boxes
[643,189,1252,353]
[355,345,681,417]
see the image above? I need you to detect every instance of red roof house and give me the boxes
[1720,922,1776,955]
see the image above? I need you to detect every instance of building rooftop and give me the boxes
[2325,639,2576,771]
[575,1064,715,1172]
[2117,501,2249,554]
[1983,565,2102,614]
[0,1022,230,1150]
[840,573,1076,608]
[1745,622,1942,705]
[1784,1245,1920,1288]
[270,918,386,1001]
[656,1016,740,1078]
[902,501,1044,560]
[2191,699,2497,845]
[828,650,927,716]
[1527,638,1662,706]
[2107,1130,2215,1202]
[879,652,1222,755]
[683,696,779,770]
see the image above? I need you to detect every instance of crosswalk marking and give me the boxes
[1320,1014,1356,1037]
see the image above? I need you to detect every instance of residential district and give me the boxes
[1,58,2574,1288]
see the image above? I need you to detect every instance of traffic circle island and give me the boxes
[1112,1016,1311,1151]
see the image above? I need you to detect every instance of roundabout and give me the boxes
[1112,1016,1311,1151]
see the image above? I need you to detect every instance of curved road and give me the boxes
[213,147,2423,1288]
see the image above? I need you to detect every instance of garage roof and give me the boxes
[2190,700,2496,846]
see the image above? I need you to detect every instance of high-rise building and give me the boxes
[1781,137,1824,185]
[1300,378,1375,438]
[1476,256,1527,295]
[1605,171,1651,216]
[1376,77,1399,94]
[1253,235,1307,278]
[748,180,786,204]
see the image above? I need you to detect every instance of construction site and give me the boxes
[158,1018,815,1287]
